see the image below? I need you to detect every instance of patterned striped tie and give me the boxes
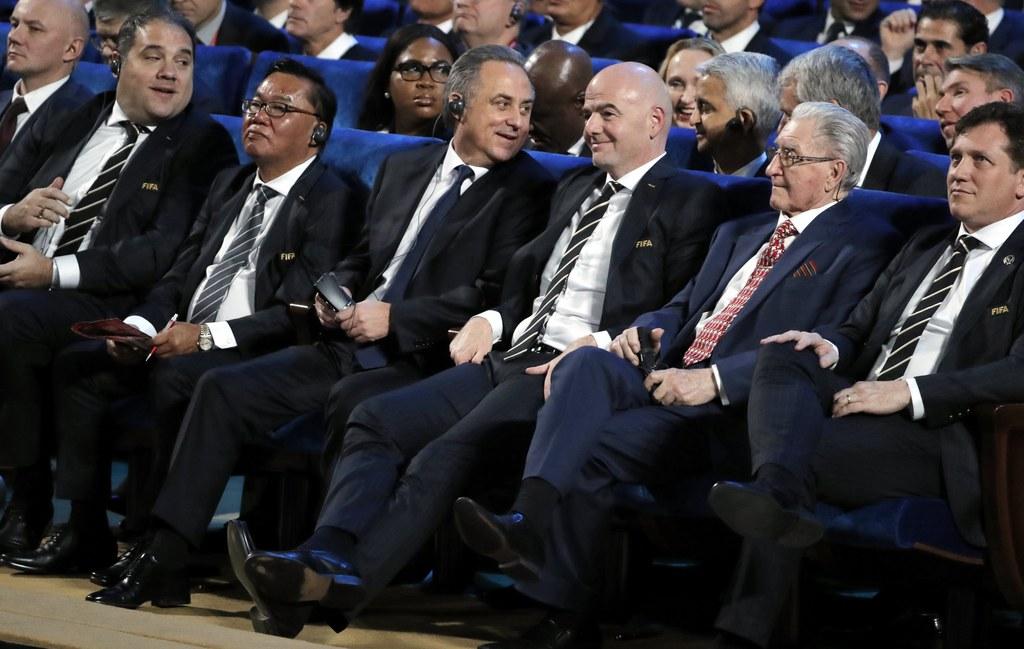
[189,185,279,324]
[683,218,799,366]
[504,180,623,361]
[874,234,981,380]
[54,121,142,257]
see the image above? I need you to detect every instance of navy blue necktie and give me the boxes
[355,164,475,369]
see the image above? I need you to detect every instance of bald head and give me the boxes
[584,62,672,178]
[6,0,89,91]
[525,40,593,154]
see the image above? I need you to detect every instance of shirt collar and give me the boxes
[436,17,454,33]
[254,154,318,196]
[822,12,855,39]
[552,18,594,45]
[959,209,1024,251]
[780,200,838,234]
[442,143,490,184]
[317,31,358,59]
[13,75,70,114]
[857,130,883,187]
[987,8,1005,35]
[717,20,760,54]
[567,135,587,157]
[604,153,666,192]
[716,152,767,178]
[107,102,132,126]
[196,0,227,45]
[265,8,288,29]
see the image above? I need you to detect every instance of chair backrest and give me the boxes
[355,35,386,57]
[71,61,118,94]
[212,114,249,165]
[689,171,773,222]
[905,149,950,173]
[591,57,619,74]
[320,127,438,197]
[527,150,592,180]
[359,0,402,37]
[768,37,819,60]
[846,186,953,238]
[245,51,374,132]
[666,127,714,172]
[194,44,253,117]
[881,114,947,154]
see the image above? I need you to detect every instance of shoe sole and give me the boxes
[708,483,823,549]
[245,554,333,603]
[452,499,540,582]
[226,521,278,628]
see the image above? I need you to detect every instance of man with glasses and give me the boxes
[449,103,904,649]
[0,58,358,584]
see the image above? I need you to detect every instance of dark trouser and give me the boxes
[151,342,425,547]
[715,344,945,647]
[316,349,552,612]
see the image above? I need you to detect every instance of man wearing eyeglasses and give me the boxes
[447,103,906,648]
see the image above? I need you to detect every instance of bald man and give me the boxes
[525,40,592,155]
[233,62,727,639]
[0,0,92,157]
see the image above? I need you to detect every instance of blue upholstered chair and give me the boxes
[906,149,950,173]
[666,127,715,172]
[762,0,816,20]
[194,45,253,117]
[881,114,947,154]
[355,35,386,57]
[70,62,117,94]
[591,57,619,74]
[527,150,591,180]
[359,0,402,36]
[768,37,819,59]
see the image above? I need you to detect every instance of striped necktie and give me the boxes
[874,234,982,380]
[504,180,623,361]
[190,185,279,324]
[54,121,141,257]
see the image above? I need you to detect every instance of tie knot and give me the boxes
[599,180,624,199]
[452,164,474,185]
[956,234,982,254]
[7,97,27,116]
[118,120,146,141]
[255,184,279,205]
[774,218,799,241]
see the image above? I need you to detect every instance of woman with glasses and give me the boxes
[357,24,459,137]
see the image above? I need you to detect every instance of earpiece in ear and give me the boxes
[109,56,121,76]
[447,95,466,121]
[310,122,327,147]
[509,1,524,22]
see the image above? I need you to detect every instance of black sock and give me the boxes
[511,477,560,534]
[149,526,188,569]
[69,501,110,537]
[299,525,356,558]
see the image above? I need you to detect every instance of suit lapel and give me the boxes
[104,107,189,220]
[608,158,675,271]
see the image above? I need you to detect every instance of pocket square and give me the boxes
[141,182,159,191]
[792,260,818,278]
[279,251,296,261]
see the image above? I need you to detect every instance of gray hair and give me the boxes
[790,102,869,194]
[697,51,781,144]
[946,53,1024,105]
[779,45,880,132]
[442,45,527,127]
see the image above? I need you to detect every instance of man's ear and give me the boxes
[737,107,758,133]
[333,5,353,28]
[970,42,988,55]
[63,37,85,64]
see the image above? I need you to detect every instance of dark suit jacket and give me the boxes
[770,9,885,43]
[217,2,290,52]
[0,92,238,309]
[635,200,903,403]
[341,42,378,61]
[132,159,359,354]
[862,134,947,198]
[819,221,1024,546]
[520,7,633,60]
[744,27,794,66]
[881,90,914,117]
[495,158,726,345]
[988,11,1024,68]
[0,79,93,161]
[327,142,554,369]
[643,0,687,26]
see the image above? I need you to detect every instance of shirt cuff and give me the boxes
[475,310,503,344]
[888,58,903,75]
[905,377,924,420]
[826,341,840,370]
[207,321,238,349]
[0,205,12,237]
[123,315,157,338]
[711,364,729,406]
[53,254,80,289]
[592,331,611,351]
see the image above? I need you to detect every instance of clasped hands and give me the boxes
[315,293,390,342]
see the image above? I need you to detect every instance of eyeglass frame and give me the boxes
[241,98,321,120]
[393,60,453,83]
[766,145,838,169]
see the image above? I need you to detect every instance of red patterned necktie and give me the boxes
[682,218,799,366]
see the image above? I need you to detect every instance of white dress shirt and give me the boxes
[857,131,882,188]
[477,154,667,352]
[702,203,836,403]
[987,8,1005,36]
[0,102,150,289]
[567,136,587,157]
[9,75,70,136]
[264,9,288,29]
[552,19,595,45]
[716,20,761,54]
[317,32,359,59]
[865,210,1024,419]
[196,0,228,45]
[819,12,855,44]
[370,145,488,301]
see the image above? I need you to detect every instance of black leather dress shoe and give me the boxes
[707,481,823,548]
[453,497,545,582]
[85,550,190,609]
[0,504,52,554]
[90,540,145,587]
[479,615,602,649]
[244,548,365,612]
[2,524,116,574]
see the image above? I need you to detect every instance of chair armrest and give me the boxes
[288,302,316,345]
[975,403,1024,609]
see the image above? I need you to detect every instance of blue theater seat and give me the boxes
[359,0,402,37]
[526,150,590,180]
[245,52,374,132]
[355,35,386,57]
[666,127,714,172]
[881,114,947,154]
[591,57,618,74]
[319,127,437,195]
[70,61,117,94]
[905,148,950,173]
[194,44,253,116]
[768,37,819,60]
[691,171,773,218]
[211,114,249,164]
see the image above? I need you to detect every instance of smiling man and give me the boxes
[286,0,376,60]
[0,8,236,557]
[708,100,1024,649]
[935,53,1024,149]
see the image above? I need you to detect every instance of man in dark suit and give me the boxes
[82,44,553,610]
[172,0,289,51]
[772,0,887,44]
[451,102,904,648]
[230,62,726,639]
[780,44,947,197]
[520,0,633,62]
[707,101,1024,649]
[0,58,358,576]
[0,9,237,555]
[286,0,376,60]
[645,0,705,33]
[0,0,92,159]
[92,0,166,65]
[453,0,526,53]
[935,53,1024,149]
[701,0,791,65]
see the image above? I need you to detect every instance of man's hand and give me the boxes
[340,300,390,343]
[0,238,54,288]
[106,338,148,365]
[832,380,911,417]
[450,316,494,365]
[610,327,664,366]
[644,367,717,406]
[913,73,943,120]
[3,178,71,234]
[315,293,347,329]
[880,8,917,62]
[525,334,597,400]
[150,322,201,358]
[761,330,838,368]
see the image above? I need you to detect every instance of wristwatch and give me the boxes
[197,324,214,351]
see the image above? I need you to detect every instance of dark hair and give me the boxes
[443,45,526,128]
[116,7,196,57]
[920,0,988,47]
[946,53,1024,105]
[94,0,167,20]
[954,102,1024,170]
[335,0,363,34]
[265,57,338,142]
[357,24,459,132]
